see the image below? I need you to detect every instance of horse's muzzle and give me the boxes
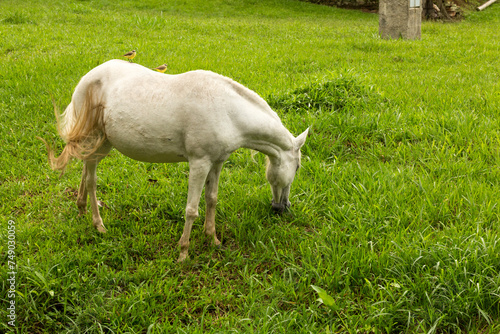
[271,200,291,214]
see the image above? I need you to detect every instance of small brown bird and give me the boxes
[153,64,168,73]
[123,50,136,62]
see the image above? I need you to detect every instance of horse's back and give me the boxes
[79,61,243,163]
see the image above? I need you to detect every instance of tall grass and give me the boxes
[1,0,500,332]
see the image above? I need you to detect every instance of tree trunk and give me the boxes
[435,0,452,19]
[422,0,452,20]
[422,0,434,18]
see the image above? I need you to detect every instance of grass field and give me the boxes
[1,0,500,332]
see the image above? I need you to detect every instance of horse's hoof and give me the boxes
[96,225,107,233]
[213,237,222,249]
[177,251,189,263]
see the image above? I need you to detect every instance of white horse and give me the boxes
[43,59,308,262]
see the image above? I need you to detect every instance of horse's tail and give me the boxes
[40,83,106,173]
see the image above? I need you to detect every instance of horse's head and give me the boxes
[266,128,309,213]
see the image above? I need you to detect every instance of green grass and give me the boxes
[1,0,500,332]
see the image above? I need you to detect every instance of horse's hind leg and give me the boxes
[204,161,224,248]
[77,164,88,216]
[85,159,106,232]
[84,142,111,233]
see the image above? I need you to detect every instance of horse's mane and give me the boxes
[206,71,281,122]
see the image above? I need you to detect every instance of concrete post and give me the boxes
[379,0,422,40]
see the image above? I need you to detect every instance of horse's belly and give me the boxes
[104,114,189,163]
[112,141,189,163]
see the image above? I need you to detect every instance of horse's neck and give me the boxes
[241,118,293,160]
[220,75,293,159]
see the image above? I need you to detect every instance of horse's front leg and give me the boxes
[204,162,224,248]
[77,164,88,216]
[178,158,212,262]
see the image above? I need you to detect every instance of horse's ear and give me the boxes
[294,128,309,150]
